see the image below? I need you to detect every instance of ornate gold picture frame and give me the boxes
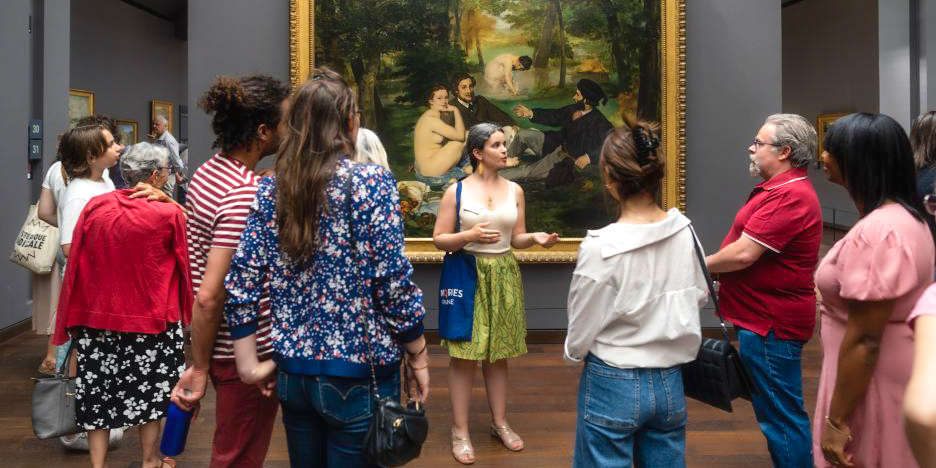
[290,0,685,263]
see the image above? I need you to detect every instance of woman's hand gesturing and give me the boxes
[467,222,501,244]
[532,232,560,248]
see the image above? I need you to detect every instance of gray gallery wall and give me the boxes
[70,0,187,145]
[0,1,38,330]
[185,1,784,330]
[685,1,781,326]
[187,0,289,170]
[781,0,879,228]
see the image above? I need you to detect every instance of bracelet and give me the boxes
[406,340,428,358]
[825,417,852,441]
[406,359,429,371]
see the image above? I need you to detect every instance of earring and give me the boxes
[477,163,484,175]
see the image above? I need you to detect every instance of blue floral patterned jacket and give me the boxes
[224,159,425,378]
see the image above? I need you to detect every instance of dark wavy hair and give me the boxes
[450,73,476,96]
[824,112,923,220]
[275,67,357,261]
[198,74,290,153]
[599,115,664,202]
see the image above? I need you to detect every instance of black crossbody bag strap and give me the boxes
[687,224,729,341]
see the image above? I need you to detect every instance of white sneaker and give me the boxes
[60,432,89,450]
[60,428,124,450]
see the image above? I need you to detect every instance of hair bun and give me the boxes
[198,76,246,114]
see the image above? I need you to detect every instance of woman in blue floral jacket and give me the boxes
[223,68,429,468]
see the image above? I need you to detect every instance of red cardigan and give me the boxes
[53,191,192,345]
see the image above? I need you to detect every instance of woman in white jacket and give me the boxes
[565,121,708,468]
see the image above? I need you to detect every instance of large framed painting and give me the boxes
[290,0,686,262]
[68,89,95,128]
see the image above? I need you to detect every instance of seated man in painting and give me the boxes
[503,79,614,184]
[484,53,533,96]
[413,85,469,189]
[449,72,542,165]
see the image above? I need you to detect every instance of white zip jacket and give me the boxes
[564,208,707,368]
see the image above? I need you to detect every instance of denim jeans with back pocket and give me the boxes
[276,370,401,468]
[573,353,688,468]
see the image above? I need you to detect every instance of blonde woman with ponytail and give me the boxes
[565,119,707,468]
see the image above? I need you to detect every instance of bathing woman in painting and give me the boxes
[433,123,560,464]
[414,85,469,188]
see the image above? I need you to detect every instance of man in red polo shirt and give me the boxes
[706,113,821,468]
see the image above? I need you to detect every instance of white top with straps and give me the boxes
[459,181,519,255]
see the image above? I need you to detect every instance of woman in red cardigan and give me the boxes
[53,142,190,468]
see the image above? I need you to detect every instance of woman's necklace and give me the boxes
[487,195,494,210]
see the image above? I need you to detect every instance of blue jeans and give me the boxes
[276,370,401,468]
[573,354,687,468]
[737,328,812,468]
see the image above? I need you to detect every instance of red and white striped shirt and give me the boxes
[186,154,272,360]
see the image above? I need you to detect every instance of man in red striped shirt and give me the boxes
[171,74,290,468]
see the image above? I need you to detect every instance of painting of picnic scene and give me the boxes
[315,0,662,238]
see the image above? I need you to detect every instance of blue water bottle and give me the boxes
[160,402,193,457]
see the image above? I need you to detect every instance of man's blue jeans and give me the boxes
[737,328,812,468]
[276,371,400,468]
[573,354,687,468]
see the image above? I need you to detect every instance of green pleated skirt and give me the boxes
[441,252,527,362]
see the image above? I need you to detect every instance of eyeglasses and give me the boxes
[925,194,936,215]
[752,138,782,150]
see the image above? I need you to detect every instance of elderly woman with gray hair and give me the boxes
[53,141,191,468]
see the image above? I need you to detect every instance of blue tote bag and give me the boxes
[438,182,476,341]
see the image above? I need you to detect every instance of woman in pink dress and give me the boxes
[814,112,935,468]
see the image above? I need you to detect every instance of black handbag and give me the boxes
[31,341,80,439]
[680,225,757,412]
[343,164,429,466]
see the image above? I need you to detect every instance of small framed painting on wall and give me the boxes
[151,100,174,135]
[68,89,94,128]
[115,120,138,145]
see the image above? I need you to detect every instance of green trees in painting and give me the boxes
[316,0,662,133]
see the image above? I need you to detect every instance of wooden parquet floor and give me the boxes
[0,332,820,468]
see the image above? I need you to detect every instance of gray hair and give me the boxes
[464,123,503,170]
[765,113,817,168]
[120,142,169,187]
[155,115,168,126]
[354,128,389,169]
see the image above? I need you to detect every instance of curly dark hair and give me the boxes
[198,74,290,153]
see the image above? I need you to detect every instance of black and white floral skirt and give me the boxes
[74,323,185,430]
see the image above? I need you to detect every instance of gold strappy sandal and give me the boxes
[451,428,476,465]
[490,422,524,451]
